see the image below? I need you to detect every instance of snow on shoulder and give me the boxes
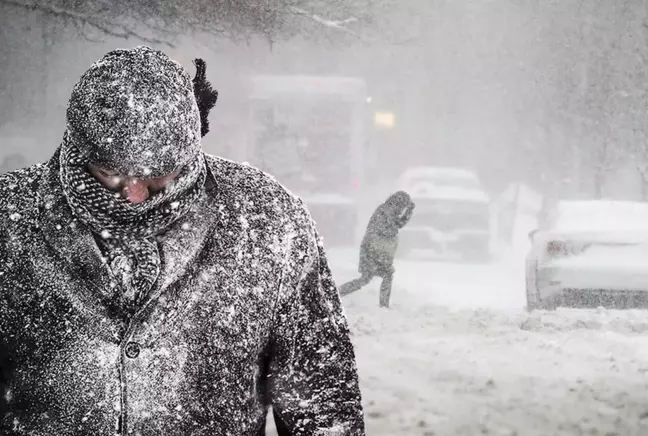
[204,153,320,248]
[0,164,47,224]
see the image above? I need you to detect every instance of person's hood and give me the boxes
[64,45,201,178]
[385,190,412,212]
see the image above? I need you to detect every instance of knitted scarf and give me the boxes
[60,134,206,311]
[58,46,217,313]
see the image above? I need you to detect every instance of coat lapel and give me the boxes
[37,153,126,331]
[130,158,241,319]
[34,153,244,329]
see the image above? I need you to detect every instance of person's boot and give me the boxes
[378,274,393,308]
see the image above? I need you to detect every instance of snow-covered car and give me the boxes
[396,166,492,261]
[526,199,648,310]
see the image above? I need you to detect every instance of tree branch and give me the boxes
[288,5,363,38]
[1,0,176,47]
[72,19,105,44]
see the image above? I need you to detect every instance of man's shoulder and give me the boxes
[205,154,307,214]
[0,164,46,224]
[0,164,47,239]
[204,154,318,244]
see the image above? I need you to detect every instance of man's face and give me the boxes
[88,164,182,204]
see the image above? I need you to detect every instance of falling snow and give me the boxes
[0,47,363,436]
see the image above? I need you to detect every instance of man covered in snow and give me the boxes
[339,191,415,308]
[0,46,364,435]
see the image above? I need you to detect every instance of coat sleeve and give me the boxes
[268,210,365,436]
[0,237,10,416]
[396,202,415,229]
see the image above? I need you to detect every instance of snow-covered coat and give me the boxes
[358,192,415,277]
[0,152,364,435]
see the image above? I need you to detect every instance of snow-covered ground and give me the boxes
[269,243,648,435]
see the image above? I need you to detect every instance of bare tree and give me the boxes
[0,0,381,46]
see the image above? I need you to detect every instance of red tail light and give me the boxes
[546,240,590,257]
[546,241,566,256]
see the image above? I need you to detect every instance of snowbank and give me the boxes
[268,247,648,435]
[347,297,648,436]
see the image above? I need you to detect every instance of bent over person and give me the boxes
[339,191,415,308]
[0,46,364,436]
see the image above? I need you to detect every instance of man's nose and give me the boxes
[122,178,150,204]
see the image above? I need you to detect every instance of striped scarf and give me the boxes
[59,133,207,311]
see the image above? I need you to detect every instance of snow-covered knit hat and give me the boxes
[59,46,212,240]
[57,47,218,309]
[385,191,412,209]
[66,45,201,178]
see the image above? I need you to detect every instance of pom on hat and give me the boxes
[192,59,218,138]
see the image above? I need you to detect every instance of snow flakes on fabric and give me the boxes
[0,43,363,436]
[0,155,365,435]
[57,46,208,313]
[59,136,206,239]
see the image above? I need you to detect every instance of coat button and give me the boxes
[124,341,141,359]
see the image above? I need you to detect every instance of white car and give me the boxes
[526,199,648,310]
[396,166,492,261]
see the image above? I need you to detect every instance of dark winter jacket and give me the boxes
[358,191,415,277]
[0,153,365,436]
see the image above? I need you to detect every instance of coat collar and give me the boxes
[37,150,124,328]
[34,150,241,329]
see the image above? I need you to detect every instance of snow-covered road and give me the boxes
[266,247,648,435]
[292,248,648,435]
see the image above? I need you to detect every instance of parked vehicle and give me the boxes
[526,199,648,310]
[396,166,492,261]
[242,75,368,246]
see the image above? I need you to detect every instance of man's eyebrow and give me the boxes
[88,164,119,176]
